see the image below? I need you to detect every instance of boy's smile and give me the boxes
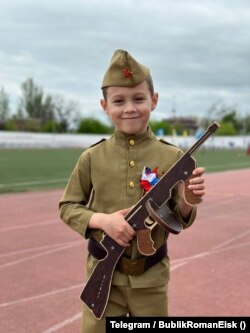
[101,81,158,135]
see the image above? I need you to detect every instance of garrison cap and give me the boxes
[101,49,150,88]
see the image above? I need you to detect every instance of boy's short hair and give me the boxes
[101,49,154,99]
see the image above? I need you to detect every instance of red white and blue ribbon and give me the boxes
[140,166,159,192]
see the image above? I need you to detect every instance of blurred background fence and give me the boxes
[1,131,250,149]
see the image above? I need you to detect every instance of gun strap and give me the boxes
[88,238,167,276]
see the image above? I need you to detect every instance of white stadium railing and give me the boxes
[0,131,249,149]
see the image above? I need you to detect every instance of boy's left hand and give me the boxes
[177,167,205,219]
[187,166,205,197]
[178,166,205,210]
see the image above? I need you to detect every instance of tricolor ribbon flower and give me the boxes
[140,166,159,192]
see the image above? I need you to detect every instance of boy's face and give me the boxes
[100,81,158,135]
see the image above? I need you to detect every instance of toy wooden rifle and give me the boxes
[80,121,220,319]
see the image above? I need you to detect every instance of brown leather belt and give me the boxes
[88,238,167,276]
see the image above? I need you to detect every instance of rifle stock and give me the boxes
[81,236,124,319]
[80,121,220,319]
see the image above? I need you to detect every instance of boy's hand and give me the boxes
[178,166,205,219]
[89,208,136,248]
[102,208,136,247]
[187,166,206,197]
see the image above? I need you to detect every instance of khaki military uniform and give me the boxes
[59,128,197,332]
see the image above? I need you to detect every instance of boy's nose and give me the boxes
[124,102,136,113]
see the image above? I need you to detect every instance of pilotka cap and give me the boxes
[101,49,150,88]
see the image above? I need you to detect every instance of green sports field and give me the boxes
[0,148,249,194]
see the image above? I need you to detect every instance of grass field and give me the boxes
[0,148,249,194]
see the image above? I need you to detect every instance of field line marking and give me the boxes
[41,313,82,333]
[171,251,211,265]
[0,283,84,308]
[0,219,59,233]
[0,240,81,258]
[0,178,68,188]
[0,241,82,270]
[212,230,250,250]
[170,241,250,271]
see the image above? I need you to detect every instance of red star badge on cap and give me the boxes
[123,67,133,78]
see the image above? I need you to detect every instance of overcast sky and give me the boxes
[0,0,250,123]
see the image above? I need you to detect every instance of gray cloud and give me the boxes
[0,0,249,122]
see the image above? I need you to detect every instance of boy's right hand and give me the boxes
[88,208,136,247]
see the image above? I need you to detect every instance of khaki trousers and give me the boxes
[81,283,168,333]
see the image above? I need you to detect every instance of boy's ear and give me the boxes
[100,99,109,115]
[151,93,159,111]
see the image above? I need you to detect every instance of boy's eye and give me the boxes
[135,97,145,102]
[113,99,124,104]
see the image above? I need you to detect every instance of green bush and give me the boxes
[149,120,172,135]
[43,120,61,133]
[216,122,237,135]
[77,118,112,134]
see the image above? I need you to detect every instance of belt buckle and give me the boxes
[118,257,145,276]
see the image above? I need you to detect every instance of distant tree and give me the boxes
[52,96,80,132]
[242,114,250,134]
[220,110,241,133]
[18,78,54,126]
[0,86,10,122]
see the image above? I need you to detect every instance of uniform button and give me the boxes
[129,181,135,188]
[129,160,135,167]
[129,139,135,146]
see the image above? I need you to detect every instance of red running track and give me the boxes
[0,169,250,332]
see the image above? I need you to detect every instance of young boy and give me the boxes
[59,49,205,332]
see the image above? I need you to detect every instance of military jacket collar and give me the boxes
[110,127,157,147]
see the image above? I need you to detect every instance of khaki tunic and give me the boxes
[59,128,196,288]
